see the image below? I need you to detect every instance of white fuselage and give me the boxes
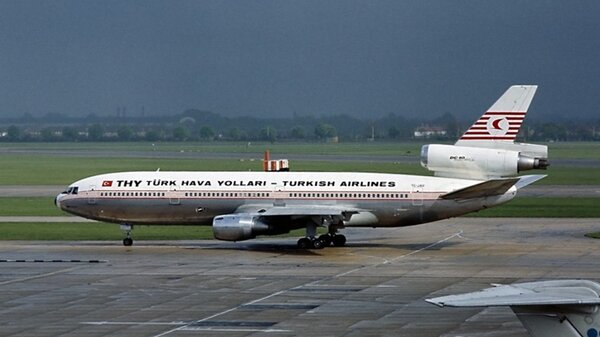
[56,171,516,228]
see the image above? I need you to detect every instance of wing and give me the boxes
[212,203,376,241]
[235,204,361,218]
[426,280,600,308]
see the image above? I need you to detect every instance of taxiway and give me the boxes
[1,218,599,337]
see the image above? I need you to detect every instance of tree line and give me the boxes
[1,110,599,142]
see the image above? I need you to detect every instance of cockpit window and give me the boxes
[65,187,79,195]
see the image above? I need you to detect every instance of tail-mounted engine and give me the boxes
[421,144,549,180]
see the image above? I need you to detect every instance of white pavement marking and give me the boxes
[333,230,464,278]
[0,265,84,286]
[181,327,291,333]
[151,290,289,337]
[148,231,464,337]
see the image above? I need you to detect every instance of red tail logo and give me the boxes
[460,112,525,141]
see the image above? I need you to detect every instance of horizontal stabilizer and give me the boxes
[514,174,547,190]
[440,178,519,200]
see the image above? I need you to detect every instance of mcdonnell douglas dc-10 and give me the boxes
[56,85,548,248]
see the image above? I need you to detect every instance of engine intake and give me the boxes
[213,213,282,241]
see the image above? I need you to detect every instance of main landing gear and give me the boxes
[120,224,133,246]
[296,234,346,249]
[297,223,346,249]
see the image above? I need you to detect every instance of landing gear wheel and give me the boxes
[297,237,312,249]
[332,234,346,247]
[311,238,325,249]
[120,224,134,247]
[318,234,332,247]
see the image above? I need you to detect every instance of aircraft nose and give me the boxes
[55,193,65,208]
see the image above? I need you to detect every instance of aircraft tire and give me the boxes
[123,238,133,246]
[318,234,332,246]
[297,238,311,249]
[332,235,346,247]
[311,239,325,249]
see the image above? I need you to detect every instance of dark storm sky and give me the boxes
[1,1,599,121]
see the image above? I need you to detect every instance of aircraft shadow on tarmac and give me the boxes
[180,240,461,255]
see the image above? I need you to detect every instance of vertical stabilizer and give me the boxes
[456,85,538,144]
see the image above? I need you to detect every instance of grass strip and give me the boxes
[467,197,600,218]
[0,222,311,241]
[0,153,596,185]
[0,197,64,216]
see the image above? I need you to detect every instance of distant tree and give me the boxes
[88,124,105,141]
[290,126,306,139]
[145,130,161,141]
[199,126,215,141]
[62,126,78,141]
[260,126,277,142]
[538,122,567,141]
[117,126,133,141]
[7,125,21,141]
[40,127,55,141]
[314,123,337,139]
[388,126,400,139]
[172,126,188,141]
[227,127,243,141]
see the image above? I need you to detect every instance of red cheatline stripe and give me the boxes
[476,117,524,121]
[471,121,523,128]
[485,111,527,115]
[463,131,518,137]
[470,125,522,130]
[460,136,517,140]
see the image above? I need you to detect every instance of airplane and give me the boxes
[55,85,549,248]
[426,279,600,337]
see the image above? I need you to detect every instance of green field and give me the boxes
[466,197,600,218]
[0,140,600,160]
[0,222,322,241]
[2,141,599,159]
[0,154,597,186]
[1,141,598,185]
[0,154,430,185]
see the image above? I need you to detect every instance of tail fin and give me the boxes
[456,85,538,144]
[420,85,548,180]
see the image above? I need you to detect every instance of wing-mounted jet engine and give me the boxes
[421,85,549,180]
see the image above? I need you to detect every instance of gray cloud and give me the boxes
[0,1,598,120]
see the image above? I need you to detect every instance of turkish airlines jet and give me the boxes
[56,85,548,248]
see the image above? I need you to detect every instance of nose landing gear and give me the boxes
[120,224,133,246]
